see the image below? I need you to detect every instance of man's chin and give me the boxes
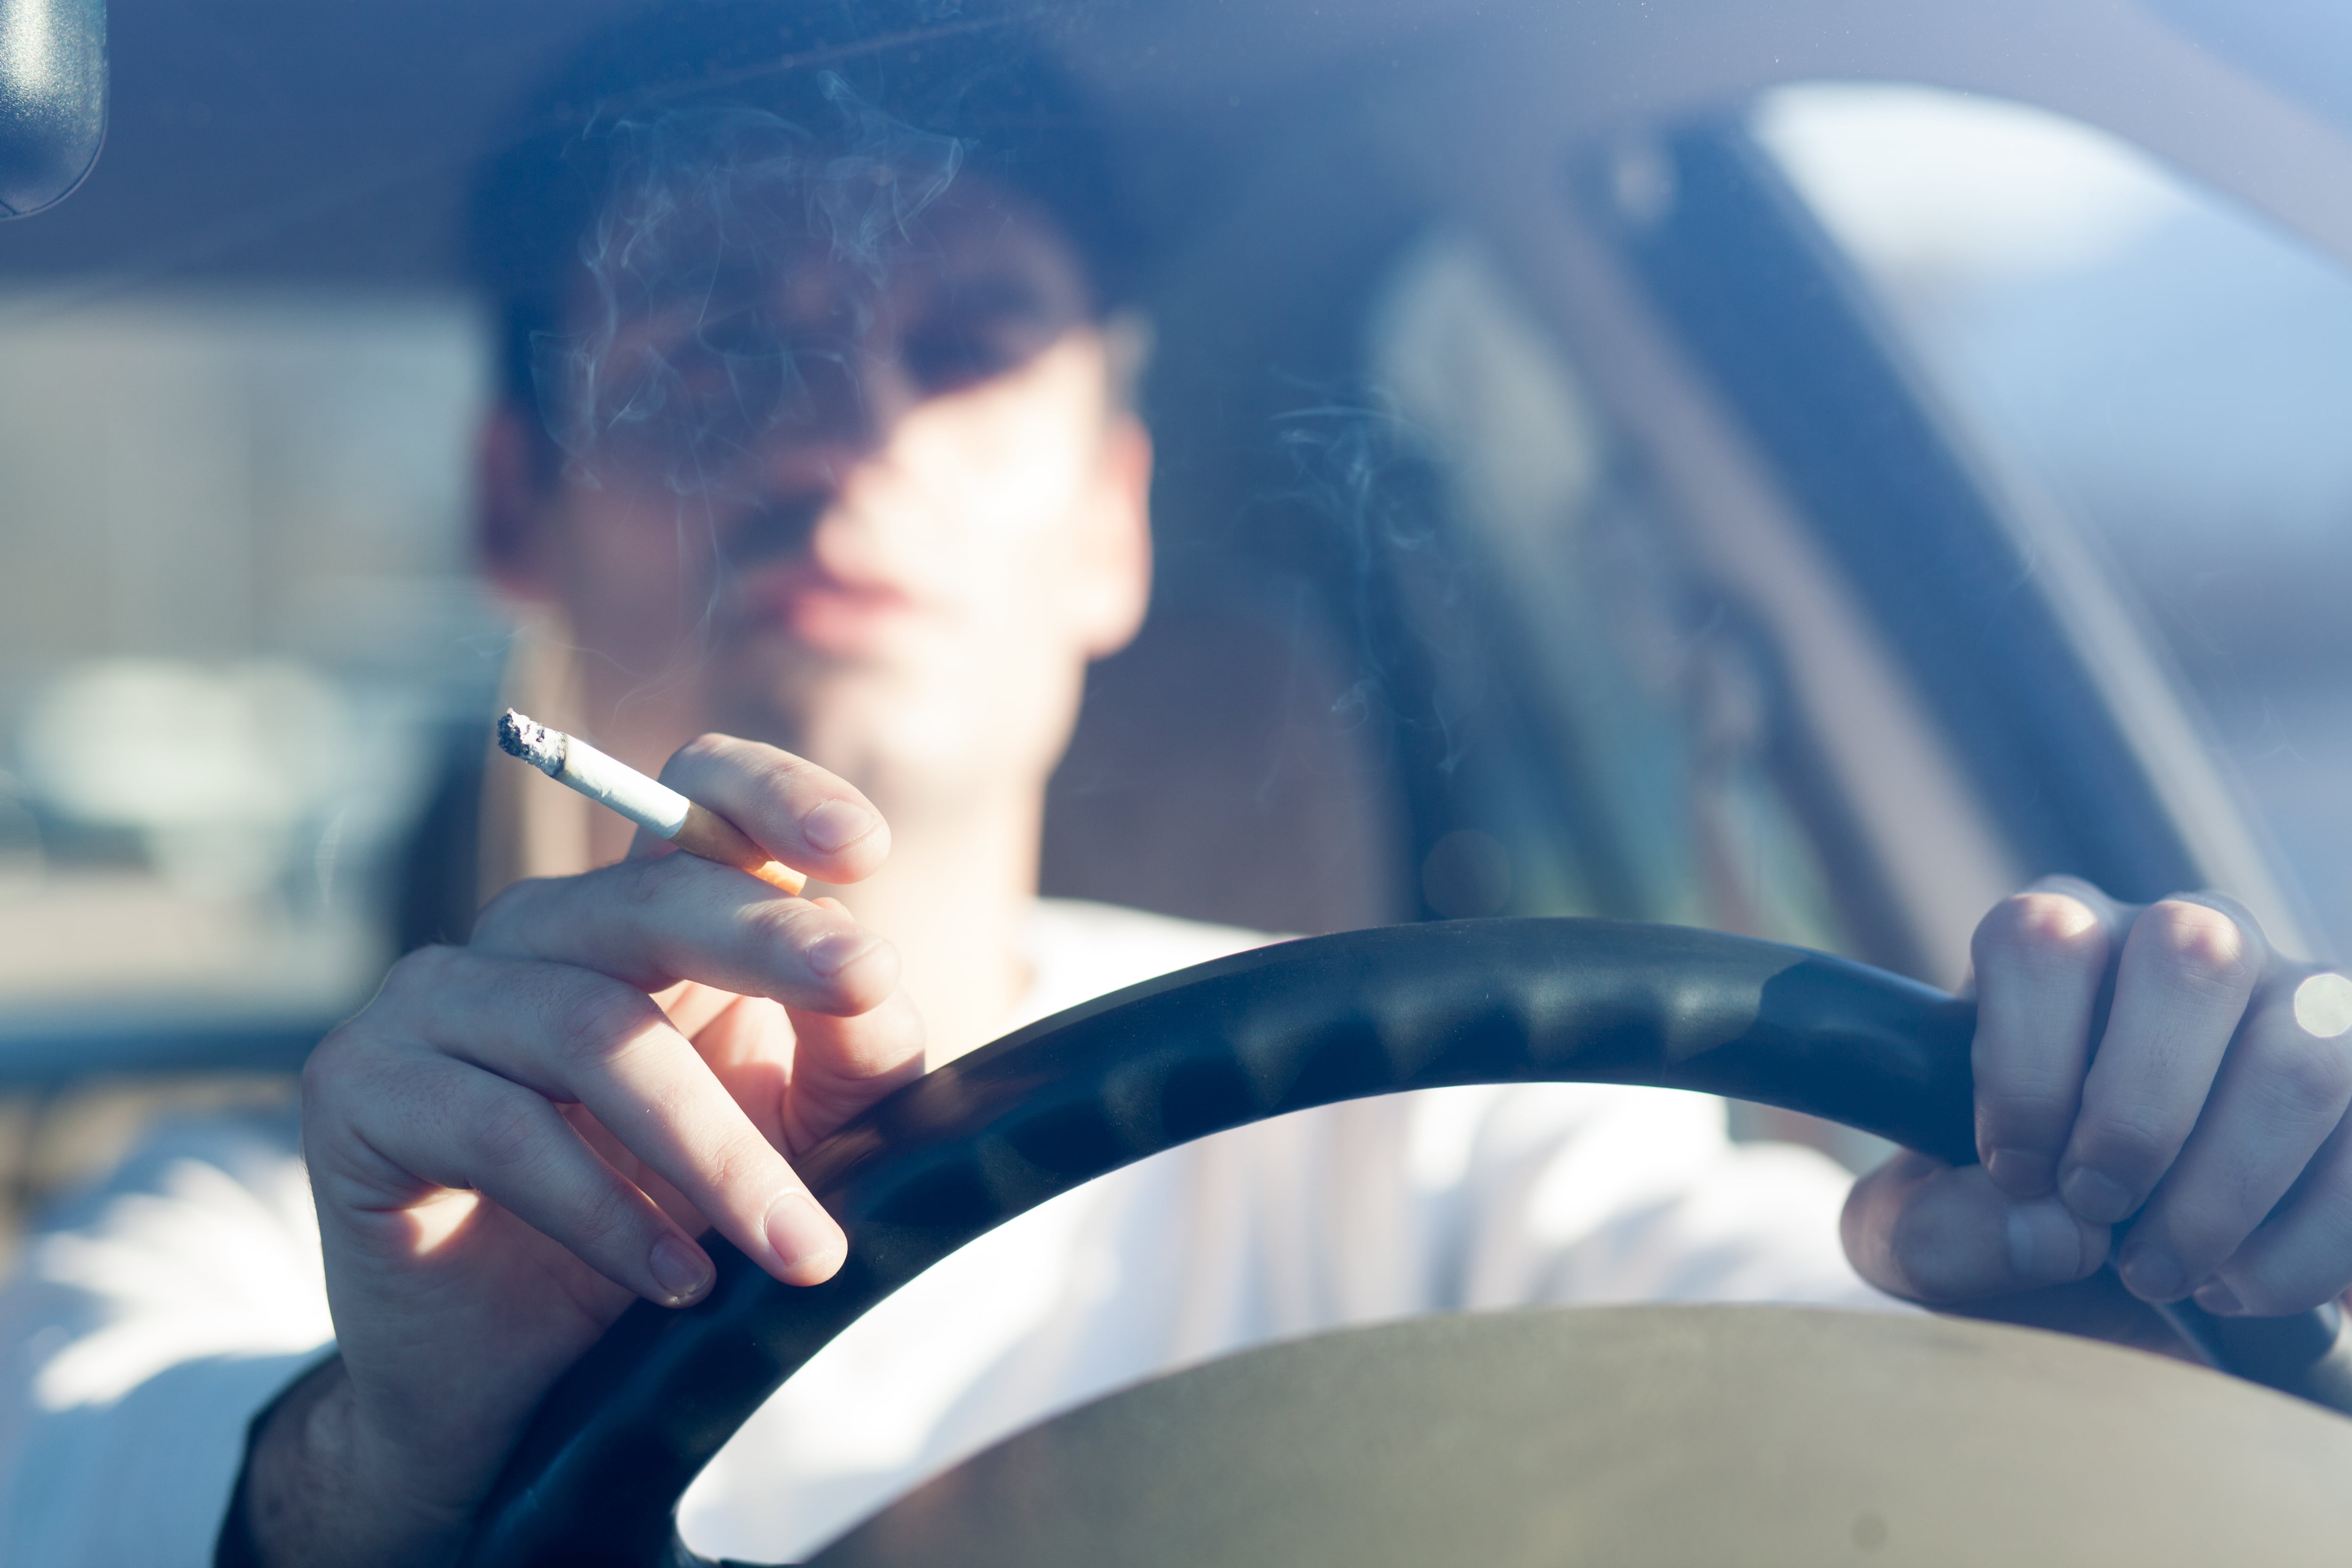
[707,633,931,739]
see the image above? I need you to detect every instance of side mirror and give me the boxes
[1,0,107,221]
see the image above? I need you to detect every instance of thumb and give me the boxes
[1845,1151,2111,1302]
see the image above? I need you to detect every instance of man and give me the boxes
[8,7,2352,1565]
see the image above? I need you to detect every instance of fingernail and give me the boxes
[807,931,880,978]
[2121,1247,2187,1302]
[649,1234,713,1305]
[802,800,877,853]
[2058,1166,2137,1224]
[1984,1146,2056,1196]
[2195,1280,2247,1315]
[764,1191,846,1283]
[2004,1198,2085,1282]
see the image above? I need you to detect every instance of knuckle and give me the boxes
[469,1091,550,1175]
[301,1029,359,1110]
[751,899,863,989]
[746,894,820,953]
[2141,900,2261,995]
[380,942,463,998]
[1978,891,2107,968]
[549,978,663,1067]
[668,732,823,799]
[756,748,822,794]
[569,1180,644,1258]
[1977,1088,2076,1142]
[707,1126,788,1195]
[616,850,696,908]
[743,754,825,820]
[2154,1190,2252,1265]
[662,732,752,787]
[304,949,455,1102]
[2185,890,2265,940]
[698,1138,756,1195]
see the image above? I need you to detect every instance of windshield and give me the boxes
[1755,80,2352,957]
[16,5,2352,1562]
[2,0,2350,1231]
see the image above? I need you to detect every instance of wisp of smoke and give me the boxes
[530,74,966,501]
[1272,390,1484,777]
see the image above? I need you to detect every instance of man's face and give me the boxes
[485,172,1152,804]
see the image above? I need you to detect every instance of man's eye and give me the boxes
[903,330,1010,390]
[904,314,1050,390]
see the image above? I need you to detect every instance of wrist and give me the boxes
[238,1357,474,1568]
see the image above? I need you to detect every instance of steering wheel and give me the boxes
[455,918,2352,1567]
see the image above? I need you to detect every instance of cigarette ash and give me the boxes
[497,709,569,775]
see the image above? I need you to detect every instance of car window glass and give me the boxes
[1753,82,2352,956]
[1363,228,1849,956]
[0,293,500,1029]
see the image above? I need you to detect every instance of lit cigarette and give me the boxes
[495,709,807,896]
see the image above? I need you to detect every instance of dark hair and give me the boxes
[465,1,1139,416]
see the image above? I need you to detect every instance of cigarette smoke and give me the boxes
[529,77,967,501]
[1272,390,1482,780]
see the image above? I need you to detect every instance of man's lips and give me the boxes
[733,563,925,652]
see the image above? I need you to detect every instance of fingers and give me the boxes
[472,853,900,1018]
[320,946,850,1289]
[1944,879,2352,1318]
[311,1042,716,1308]
[302,732,911,1345]
[1844,1151,2110,1303]
[653,733,890,885]
[682,985,930,1155]
[1970,880,2118,1196]
[2200,1112,2352,1314]
[2121,971,2352,1305]
[2055,894,2265,1226]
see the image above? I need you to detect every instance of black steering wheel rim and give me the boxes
[456,917,2352,1567]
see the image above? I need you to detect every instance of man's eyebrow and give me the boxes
[932,271,1061,316]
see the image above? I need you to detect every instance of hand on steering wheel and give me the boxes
[1847,877,2352,1323]
[246,724,2352,1568]
[447,899,2352,1567]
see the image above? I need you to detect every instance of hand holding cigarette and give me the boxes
[498,709,808,895]
[276,732,913,1566]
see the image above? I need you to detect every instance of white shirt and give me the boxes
[0,901,1880,1565]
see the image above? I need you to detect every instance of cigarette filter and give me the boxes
[496,710,808,896]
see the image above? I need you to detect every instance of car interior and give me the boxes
[6,0,2352,1560]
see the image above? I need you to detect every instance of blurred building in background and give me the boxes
[0,291,504,1254]
[0,292,501,1020]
